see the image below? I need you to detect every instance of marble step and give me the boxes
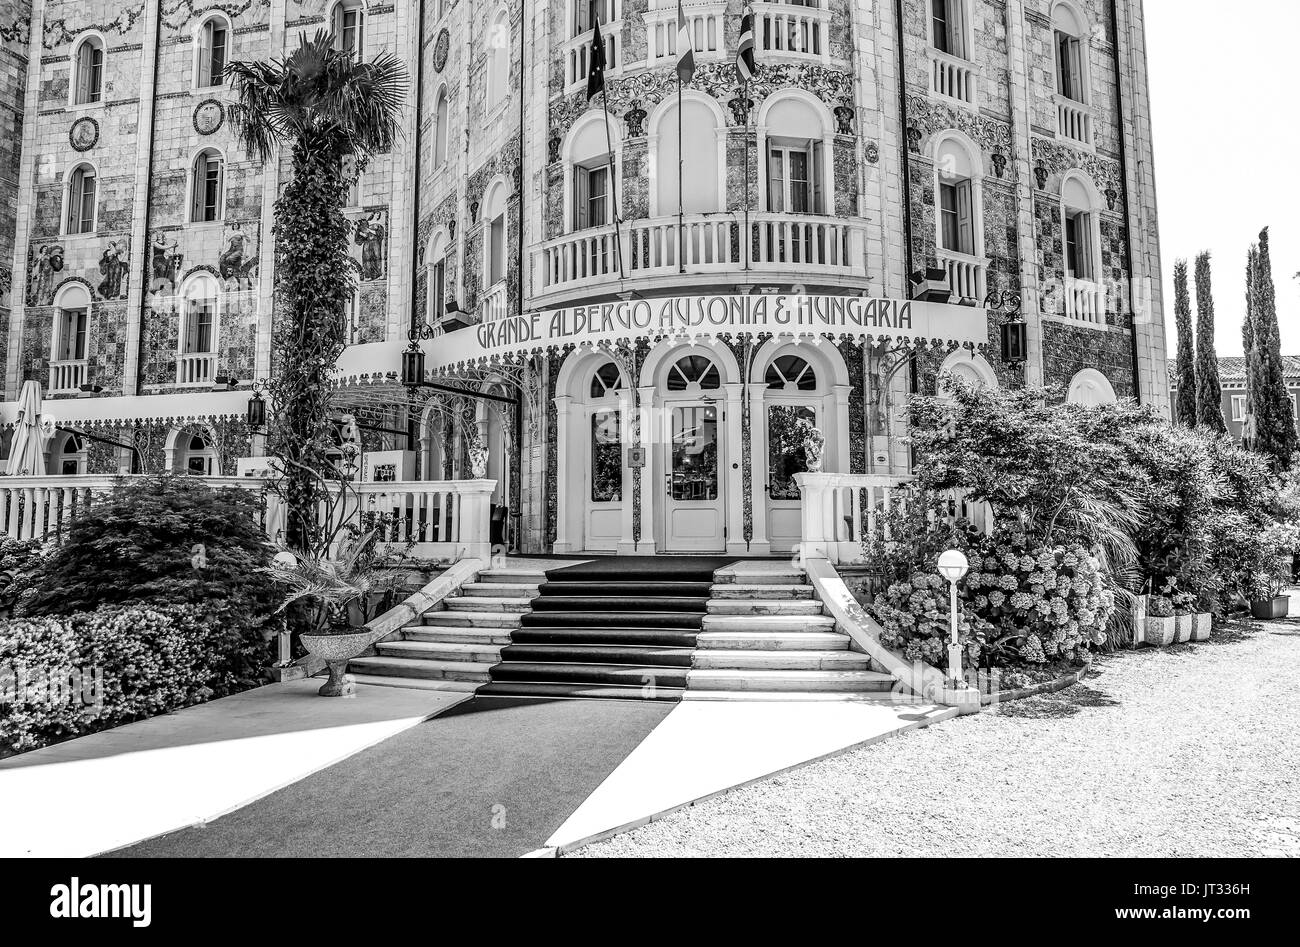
[421,611,521,629]
[461,583,540,598]
[692,649,871,671]
[714,570,805,586]
[686,668,895,693]
[348,656,493,682]
[476,570,549,585]
[376,640,502,663]
[709,584,815,600]
[442,596,534,613]
[696,630,850,651]
[349,674,482,694]
[701,614,837,634]
[402,625,515,645]
[682,690,903,703]
[706,599,823,616]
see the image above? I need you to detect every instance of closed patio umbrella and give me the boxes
[5,381,47,477]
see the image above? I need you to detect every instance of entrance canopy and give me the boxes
[333,293,990,385]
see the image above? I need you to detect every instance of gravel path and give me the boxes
[572,618,1300,857]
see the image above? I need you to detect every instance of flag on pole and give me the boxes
[675,1,695,84]
[586,12,607,101]
[737,10,756,85]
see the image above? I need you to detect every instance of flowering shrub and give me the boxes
[868,533,1114,669]
[0,603,267,756]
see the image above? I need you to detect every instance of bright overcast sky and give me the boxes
[1147,0,1300,357]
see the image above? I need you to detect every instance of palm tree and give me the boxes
[227,32,407,550]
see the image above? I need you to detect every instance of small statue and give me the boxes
[803,425,826,473]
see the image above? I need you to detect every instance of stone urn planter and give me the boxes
[1249,594,1290,621]
[1143,615,1176,647]
[300,631,373,697]
[1192,613,1213,642]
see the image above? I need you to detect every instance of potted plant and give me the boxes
[1248,571,1290,620]
[267,528,406,697]
[1143,594,1176,647]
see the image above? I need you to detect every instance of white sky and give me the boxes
[1147,0,1300,357]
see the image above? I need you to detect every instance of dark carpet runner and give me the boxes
[476,558,737,701]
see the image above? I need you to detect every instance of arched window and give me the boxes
[934,136,978,257]
[567,115,619,231]
[666,354,721,392]
[433,87,450,169]
[1052,2,1088,103]
[482,181,508,287]
[65,163,97,235]
[52,283,91,392]
[653,96,722,215]
[178,274,219,385]
[56,433,87,476]
[181,432,218,476]
[763,95,828,215]
[71,35,104,105]
[195,14,229,88]
[426,231,448,322]
[589,361,624,398]
[333,1,365,61]
[190,149,224,222]
[1061,174,1099,282]
[764,354,817,391]
[485,9,510,111]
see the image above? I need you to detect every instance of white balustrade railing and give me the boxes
[480,282,509,324]
[793,472,993,566]
[1063,278,1106,324]
[176,353,218,387]
[533,213,867,295]
[564,20,622,91]
[930,48,978,105]
[754,1,830,61]
[1056,96,1092,146]
[0,475,497,564]
[936,247,987,302]
[48,359,88,393]
[645,3,725,63]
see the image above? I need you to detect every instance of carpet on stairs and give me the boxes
[479,557,739,702]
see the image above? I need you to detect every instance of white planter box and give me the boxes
[1143,615,1176,647]
[1174,614,1194,643]
[1192,613,1212,642]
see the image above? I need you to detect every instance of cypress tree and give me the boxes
[1245,245,1261,437]
[1172,259,1197,425]
[1251,228,1298,467]
[1193,252,1227,433]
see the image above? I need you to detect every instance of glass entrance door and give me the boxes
[664,403,725,551]
[766,402,817,552]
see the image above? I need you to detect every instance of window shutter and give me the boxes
[767,148,782,213]
[949,0,966,58]
[1054,32,1068,97]
[1068,38,1083,101]
[198,24,211,86]
[215,157,224,220]
[75,310,87,360]
[956,179,974,255]
[811,141,824,215]
[66,170,80,234]
[575,166,590,230]
[212,26,226,86]
[192,159,203,221]
[82,172,95,232]
[75,44,91,104]
[1079,212,1094,280]
[90,46,103,102]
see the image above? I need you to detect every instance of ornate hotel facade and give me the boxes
[0,0,1167,557]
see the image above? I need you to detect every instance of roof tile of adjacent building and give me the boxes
[1169,356,1300,386]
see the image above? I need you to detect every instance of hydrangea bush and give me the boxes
[1,603,267,756]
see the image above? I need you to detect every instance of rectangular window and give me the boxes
[939,182,959,251]
[199,23,227,87]
[932,0,951,54]
[591,411,622,502]
[767,144,819,214]
[338,7,362,59]
[431,259,446,321]
[575,164,610,230]
[939,179,974,255]
[77,43,104,105]
[489,215,506,285]
[195,155,222,222]
[1065,209,1093,280]
[185,301,215,354]
[68,169,96,234]
[1231,395,1246,422]
[1055,31,1083,101]
[58,308,88,361]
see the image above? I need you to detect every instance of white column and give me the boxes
[747,384,771,554]
[552,394,573,553]
[831,383,851,473]
[635,385,657,554]
[724,382,746,554]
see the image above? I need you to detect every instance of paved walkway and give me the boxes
[572,617,1300,857]
[0,680,466,857]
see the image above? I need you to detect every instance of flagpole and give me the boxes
[601,84,625,281]
[677,69,685,275]
[743,81,751,273]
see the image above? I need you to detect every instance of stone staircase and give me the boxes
[347,568,546,692]
[686,564,896,701]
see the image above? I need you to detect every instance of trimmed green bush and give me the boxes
[0,603,266,756]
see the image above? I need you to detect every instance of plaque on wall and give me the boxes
[433,28,450,73]
[69,117,99,152]
[193,99,226,136]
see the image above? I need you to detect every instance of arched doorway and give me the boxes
[749,339,850,553]
[554,352,631,553]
